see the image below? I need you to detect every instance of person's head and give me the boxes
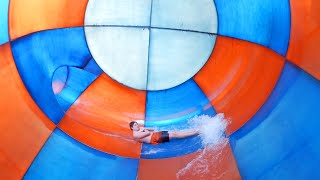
[129,121,139,131]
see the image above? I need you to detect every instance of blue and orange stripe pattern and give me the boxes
[0,0,320,179]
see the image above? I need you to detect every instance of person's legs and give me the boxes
[168,129,199,140]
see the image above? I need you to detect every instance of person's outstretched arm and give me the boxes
[144,127,155,131]
[134,131,151,139]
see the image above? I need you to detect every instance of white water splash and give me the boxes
[177,113,232,179]
[189,113,229,146]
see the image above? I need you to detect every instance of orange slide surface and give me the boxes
[194,36,285,134]
[58,74,146,158]
[0,43,55,179]
[9,0,88,40]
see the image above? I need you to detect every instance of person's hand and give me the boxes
[141,127,154,132]
[141,128,149,132]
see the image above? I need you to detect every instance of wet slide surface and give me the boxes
[1,0,320,179]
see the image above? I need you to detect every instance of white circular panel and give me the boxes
[85,0,218,90]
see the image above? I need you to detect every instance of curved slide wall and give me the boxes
[0,0,320,179]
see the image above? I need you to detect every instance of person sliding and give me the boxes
[129,121,199,145]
